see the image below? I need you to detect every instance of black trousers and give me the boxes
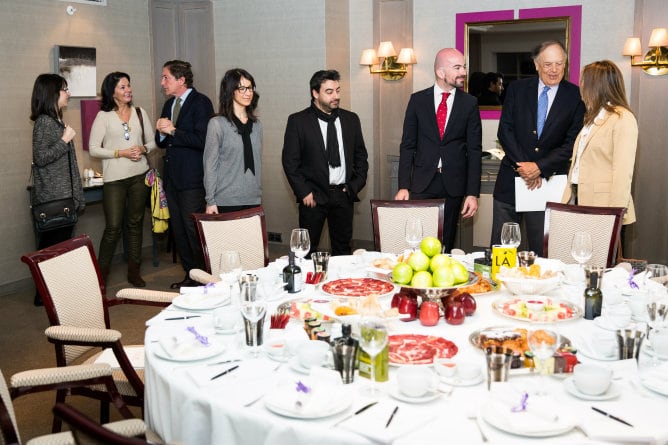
[491,199,545,256]
[164,183,206,272]
[410,171,462,254]
[298,188,354,256]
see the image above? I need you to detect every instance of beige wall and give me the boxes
[1,0,665,293]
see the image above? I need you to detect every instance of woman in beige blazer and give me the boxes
[562,60,638,225]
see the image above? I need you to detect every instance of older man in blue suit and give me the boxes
[491,41,585,255]
[156,60,214,288]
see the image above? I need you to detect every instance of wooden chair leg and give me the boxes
[99,399,110,425]
[51,388,67,433]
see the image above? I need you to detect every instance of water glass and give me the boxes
[528,326,559,394]
[290,228,311,264]
[500,222,521,248]
[359,318,388,396]
[571,231,593,267]
[240,282,266,357]
[405,218,423,252]
[219,251,242,305]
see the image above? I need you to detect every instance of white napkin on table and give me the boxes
[158,330,214,360]
[338,401,435,445]
[579,399,668,444]
[180,284,230,297]
[533,257,566,273]
[264,379,346,417]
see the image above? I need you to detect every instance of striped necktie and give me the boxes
[172,97,182,124]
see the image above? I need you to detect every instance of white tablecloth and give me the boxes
[144,256,668,445]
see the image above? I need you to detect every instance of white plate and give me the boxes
[153,339,226,362]
[172,294,228,311]
[440,372,484,387]
[563,377,621,400]
[388,386,441,404]
[592,316,636,331]
[480,400,575,437]
[264,383,352,419]
[639,376,668,396]
[289,356,313,374]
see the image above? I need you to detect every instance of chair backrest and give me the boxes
[0,371,19,445]
[53,403,149,445]
[370,199,445,253]
[543,202,625,268]
[21,235,108,365]
[192,206,269,273]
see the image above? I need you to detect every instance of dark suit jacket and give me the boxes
[398,87,482,197]
[282,106,369,205]
[494,77,585,204]
[156,88,214,191]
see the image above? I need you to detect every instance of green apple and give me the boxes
[411,270,433,288]
[432,266,455,287]
[420,237,442,258]
[407,251,431,272]
[430,253,451,272]
[451,261,469,284]
[392,262,413,285]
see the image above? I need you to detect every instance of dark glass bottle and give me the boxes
[283,251,302,293]
[474,248,493,281]
[584,270,603,320]
[332,324,359,383]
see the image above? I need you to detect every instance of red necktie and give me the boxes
[437,92,450,139]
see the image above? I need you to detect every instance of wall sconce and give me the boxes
[622,28,668,76]
[360,41,416,81]
[66,5,77,16]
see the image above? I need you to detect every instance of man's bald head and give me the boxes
[434,48,467,90]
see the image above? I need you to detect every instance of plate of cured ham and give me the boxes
[320,278,396,298]
[388,334,458,365]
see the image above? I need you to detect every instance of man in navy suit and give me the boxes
[491,41,585,255]
[282,70,368,256]
[155,60,214,288]
[395,48,482,253]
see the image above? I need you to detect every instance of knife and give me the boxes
[591,407,633,427]
[164,315,201,321]
[210,365,239,381]
[206,359,241,367]
[333,401,378,427]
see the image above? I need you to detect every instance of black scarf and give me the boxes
[232,116,255,175]
[311,103,341,168]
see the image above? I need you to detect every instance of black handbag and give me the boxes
[30,149,78,232]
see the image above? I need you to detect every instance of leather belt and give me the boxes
[329,184,346,190]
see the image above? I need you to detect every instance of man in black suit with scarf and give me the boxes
[282,70,369,256]
[156,60,214,288]
[395,48,482,253]
[491,41,585,255]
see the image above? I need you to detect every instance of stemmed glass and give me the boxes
[405,218,423,252]
[570,231,593,268]
[239,280,266,358]
[219,251,242,306]
[290,228,310,266]
[527,325,559,395]
[500,222,521,248]
[358,318,388,397]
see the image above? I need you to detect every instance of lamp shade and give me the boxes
[359,49,378,66]
[622,37,642,56]
[397,48,417,64]
[377,41,397,58]
[648,28,668,47]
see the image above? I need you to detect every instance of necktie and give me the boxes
[537,86,550,138]
[436,92,450,140]
[311,103,341,168]
[172,97,182,124]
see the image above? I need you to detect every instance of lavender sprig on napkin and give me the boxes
[186,326,210,346]
[628,269,639,290]
[511,392,528,412]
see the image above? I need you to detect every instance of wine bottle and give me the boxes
[584,271,602,320]
[283,251,302,293]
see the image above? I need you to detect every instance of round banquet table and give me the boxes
[143,255,668,445]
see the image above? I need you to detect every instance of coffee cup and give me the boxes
[433,358,457,378]
[213,306,241,331]
[264,329,287,360]
[573,363,612,395]
[457,362,482,381]
[397,366,437,397]
[298,340,329,369]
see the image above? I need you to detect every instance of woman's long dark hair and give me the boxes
[30,74,67,122]
[100,71,132,112]
[218,68,259,122]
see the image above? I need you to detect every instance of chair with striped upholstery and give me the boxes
[543,202,625,268]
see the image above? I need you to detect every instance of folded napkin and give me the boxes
[338,401,435,445]
[481,399,568,435]
[264,379,347,417]
[579,399,668,444]
[158,329,215,360]
[180,284,229,297]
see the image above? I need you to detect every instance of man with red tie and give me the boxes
[395,48,482,253]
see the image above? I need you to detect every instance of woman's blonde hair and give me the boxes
[580,60,632,126]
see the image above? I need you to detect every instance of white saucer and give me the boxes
[215,326,242,335]
[563,377,621,400]
[388,386,441,404]
[289,356,313,374]
[440,373,484,387]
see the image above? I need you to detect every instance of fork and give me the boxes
[467,411,489,443]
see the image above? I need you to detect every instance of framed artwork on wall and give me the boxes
[58,0,107,5]
[54,45,96,97]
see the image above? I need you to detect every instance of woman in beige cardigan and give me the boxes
[562,60,638,227]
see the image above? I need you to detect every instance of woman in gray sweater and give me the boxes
[30,73,85,304]
[203,68,262,214]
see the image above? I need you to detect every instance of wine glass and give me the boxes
[290,228,310,266]
[528,326,559,394]
[358,318,388,397]
[219,251,242,306]
[405,218,423,252]
[500,222,521,248]
[570,231,593,268]
[239,282,266,358]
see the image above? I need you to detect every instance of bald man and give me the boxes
[395,48,482,252]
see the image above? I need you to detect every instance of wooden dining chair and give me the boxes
[189,206,269,284]
[543,202,625,268]
[370,199,445,253]
[20,235,177,432]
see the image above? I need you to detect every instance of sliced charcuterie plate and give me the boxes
[388,333,458,365]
